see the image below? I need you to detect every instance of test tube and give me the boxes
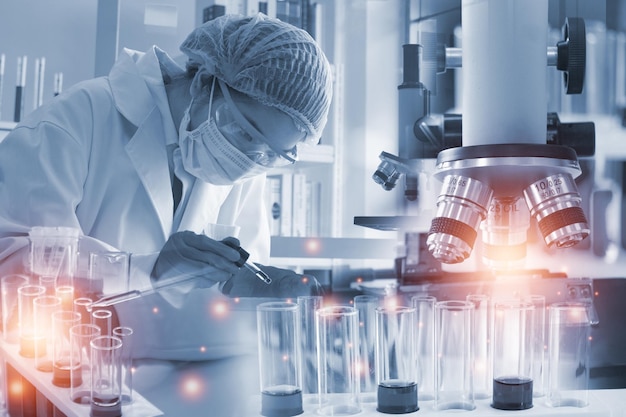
[375,306,418,414]
[411,295,436,401]
[256,301,303,417]
[33,295,62,371]
[525,294,546,398]
[316,306,361,416]
[546,302,590,408]
[70,324,101,404]
[1,274,29,344]
[55,285,75,311]
[466,293,492,399]
[73,297,93,324]
[52,311,82,387]
[297,295,323,402]
[434,300,475,411]
[90,335,123,417]
[112,326,134,405]
[354,295,379,403]
[39,275,57,295]
[92,309,112,336]
[492,300,534,410]
[18,285,46,357]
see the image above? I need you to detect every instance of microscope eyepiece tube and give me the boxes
[523,173,589,248]
[427,175,493,264]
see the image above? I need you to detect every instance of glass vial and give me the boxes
[18,285,46,358]
[90,335,123,417]
[375,306,418,414]
[112,326,134,405]
[525,294,546,398]
[466,293,492,400]
[411,295,436,401]
[492,300,534,410]
[434,300,475,411]
[70,323,101,404]
[256,301,303,417]
[52,311,82,387]
[297,295,323,403]
[316,306,361,416]
[1,274,29,344]
[546,302,590,408]
[354,295,380,404]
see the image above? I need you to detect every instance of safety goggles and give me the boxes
[216,79,300,168]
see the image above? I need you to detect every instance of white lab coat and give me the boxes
[0,47,270,360]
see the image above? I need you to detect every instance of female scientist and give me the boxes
[0,14,332,361]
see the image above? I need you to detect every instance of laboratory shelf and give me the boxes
[246,390,624,416]
[1,341,163,417]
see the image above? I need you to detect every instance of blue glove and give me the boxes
[151,231,242,288]
[220,264,324,298]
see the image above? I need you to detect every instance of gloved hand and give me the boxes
[151,231,242,289]
[220,264,324,298]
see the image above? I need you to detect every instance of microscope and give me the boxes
[357,0,626,390]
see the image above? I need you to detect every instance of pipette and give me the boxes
[88,241,271,310]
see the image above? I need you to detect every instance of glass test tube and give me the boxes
[1,274,29,344]
[92,309,112,335]
[466,293,492,400]
[492,300,534,410]
[256,302,303,417]
[70,324,101,403]
[18,285,46,358]
[297,295,323,402]
[55,285,75,311]
[39,275,57,295]
[525,294,546,398]
[34,295,62,371]
[546,302,590,408]
[90,335,123,417]
[411,295,436,401]
[52,311,82,387]
[375,306,418,414]
[316,306,361,416]
[434,300,475,411]
[354,295,379,404]
[74,297,93,324]
[112,326,134,405]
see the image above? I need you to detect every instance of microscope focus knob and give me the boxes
[556,17,586,95]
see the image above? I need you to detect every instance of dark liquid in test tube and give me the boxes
[261,387,303,417]
[377,381,419,414]
[492,377,533,410]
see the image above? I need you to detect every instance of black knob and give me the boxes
[556,17,586,94]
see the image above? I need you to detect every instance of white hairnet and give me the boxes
[180,13,333,143]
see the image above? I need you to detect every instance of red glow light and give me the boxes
[304,239,321,255]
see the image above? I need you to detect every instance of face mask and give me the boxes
[177,82,268,185]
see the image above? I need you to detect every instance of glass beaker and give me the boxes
[375,305,418,414]
[90,335,123,417]
[89,251,130,296]
[492,300,534,410]
[256,301,303,417]
[354,294,379,404]
[434,300,475,411]
[546,302,590,408]
[316,305,361,416]
[28,226,79,288]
